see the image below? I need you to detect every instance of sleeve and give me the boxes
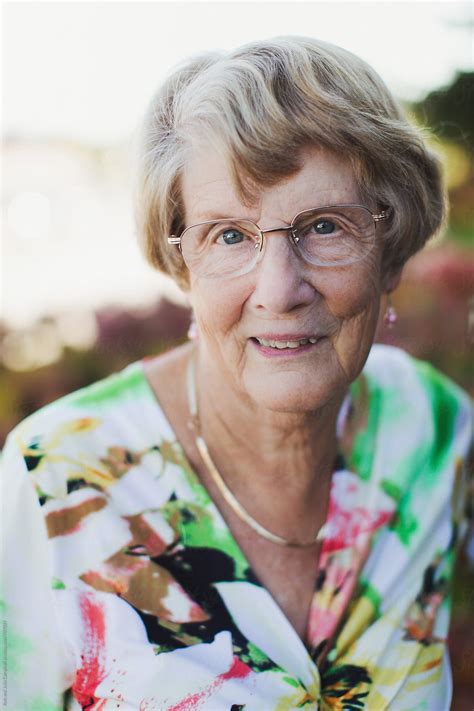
[1,431,76,711]
[461,431,474,566]
[385,387,473,709]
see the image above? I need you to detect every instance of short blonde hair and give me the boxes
[135,36,446,290]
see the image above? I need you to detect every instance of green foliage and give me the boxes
[412,71,474,151]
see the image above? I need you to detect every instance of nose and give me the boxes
[249,229,316,314]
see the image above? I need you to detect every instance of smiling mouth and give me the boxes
[252,336,319,349]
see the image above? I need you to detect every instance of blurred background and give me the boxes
[2,1,473,704]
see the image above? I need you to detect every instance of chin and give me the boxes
[245,374,340,414]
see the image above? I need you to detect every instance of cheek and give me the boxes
[326,260,383,321]
[325,260,383,376]
[190,279,250,342]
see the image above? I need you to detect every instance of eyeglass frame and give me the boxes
[167,203,390,275]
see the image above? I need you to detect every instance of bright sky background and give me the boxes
[2,0,473,331]
[3,1,473,145]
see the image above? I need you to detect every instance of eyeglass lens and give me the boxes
[180,206,375,278]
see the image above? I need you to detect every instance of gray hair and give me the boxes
[135,36,446,290]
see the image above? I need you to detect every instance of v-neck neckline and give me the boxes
[127,358,354,672]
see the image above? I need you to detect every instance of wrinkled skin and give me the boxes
[182,145,402,419]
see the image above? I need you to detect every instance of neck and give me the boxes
[193,346,347,528]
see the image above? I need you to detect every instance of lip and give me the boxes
[250,336,325,357]
[251,333,320,341]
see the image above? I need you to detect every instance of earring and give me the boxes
[187,311,199,341]
[383,294,398,329]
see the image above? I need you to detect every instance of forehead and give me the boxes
[181,144,361,223]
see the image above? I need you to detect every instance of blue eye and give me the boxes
[220,229,245,245]
[314,219,336,234]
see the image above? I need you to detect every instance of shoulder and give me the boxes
[2,359,181,506]
[363,343,472,447]
[349,344,472,515]
[365,343,469,401]
[357,344,472,547]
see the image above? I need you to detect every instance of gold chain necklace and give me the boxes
[186,352,328,548]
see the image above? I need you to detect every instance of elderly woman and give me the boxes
[3,37,472,710]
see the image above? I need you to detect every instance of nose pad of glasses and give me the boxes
[291,229,300,245]
[253,234,265,264]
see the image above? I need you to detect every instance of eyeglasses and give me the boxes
[168,204,389,279]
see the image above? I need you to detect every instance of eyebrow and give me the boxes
[193,211,234,221]
[187,196,262,223]
[189,202,355,224]
[190,210,260,223]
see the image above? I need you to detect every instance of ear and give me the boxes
[382,267,403,294]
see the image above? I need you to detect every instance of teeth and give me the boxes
[283,340,307,348]
[256,337,318,349]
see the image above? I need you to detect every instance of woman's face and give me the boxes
[181,144,401,413]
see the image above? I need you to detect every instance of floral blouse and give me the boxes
[1,344,472,710]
